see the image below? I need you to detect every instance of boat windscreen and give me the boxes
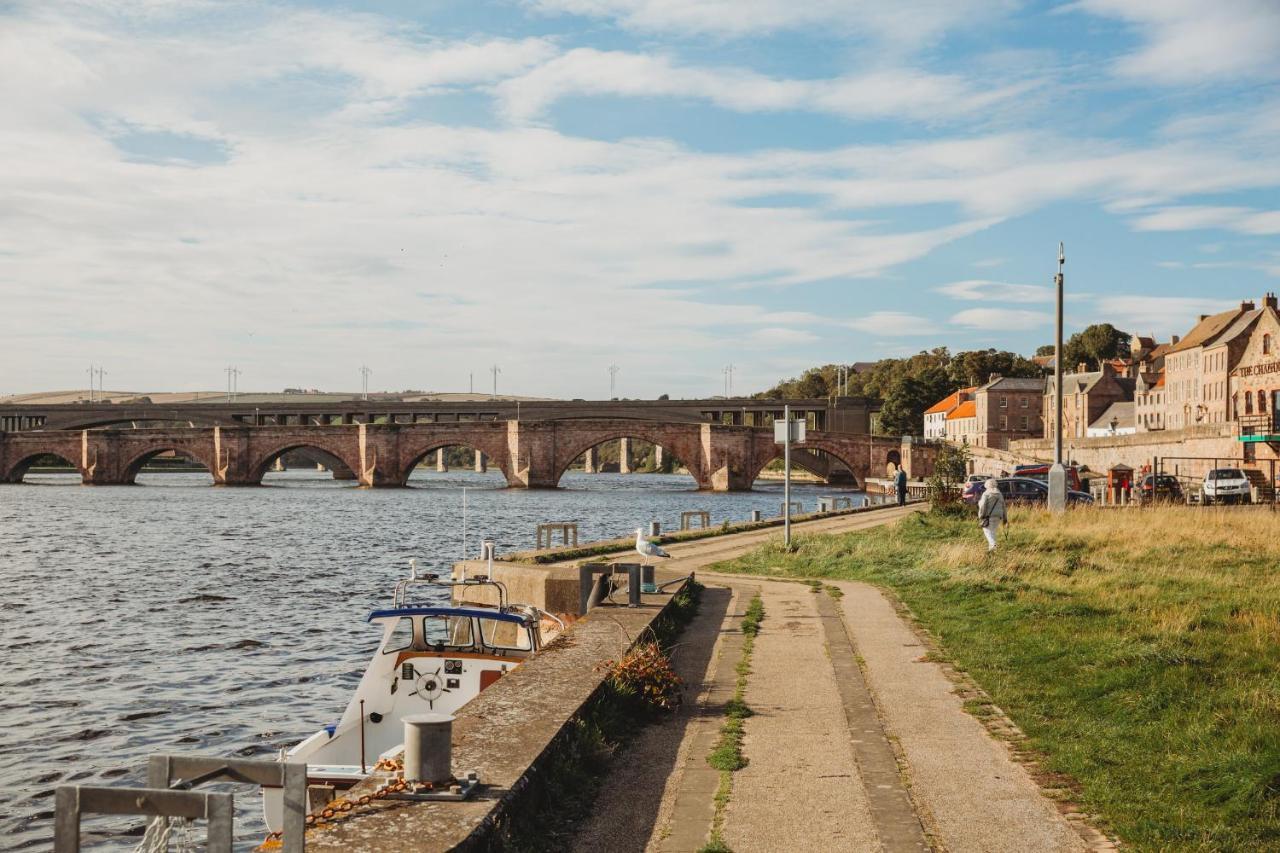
[481,617,533,651]
[423,614,473,648]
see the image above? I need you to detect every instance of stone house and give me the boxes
[973,375,1044,449]
[1163,300,1260,430]
[1043,362,1135,441]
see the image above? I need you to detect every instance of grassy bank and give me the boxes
[712,507,1280,851]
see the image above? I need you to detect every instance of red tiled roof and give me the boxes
[946,400,976,420]
[924,387,976,415]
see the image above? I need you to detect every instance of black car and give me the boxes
[993,477,1093,505]
[1139,474,1183,501]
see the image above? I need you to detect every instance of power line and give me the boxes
[224,366,241,402]
[608,364,620,399]
[360,365,372,401]
[490,364,501,399]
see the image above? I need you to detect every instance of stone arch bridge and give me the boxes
[0,420,935,491]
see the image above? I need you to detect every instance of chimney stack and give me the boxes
[1242,300,1256,311]
[1171,334,1181,345]
[1265,292,1278,310]
[1077,362,1088,373]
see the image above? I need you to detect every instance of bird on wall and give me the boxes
[635,528,670,564]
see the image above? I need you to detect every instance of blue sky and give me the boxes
[1,0,1278,398]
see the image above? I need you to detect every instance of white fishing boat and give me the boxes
[262,559,564,832]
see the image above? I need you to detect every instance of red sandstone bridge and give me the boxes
[0,398,936,490]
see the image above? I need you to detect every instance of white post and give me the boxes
[784,403,792,548]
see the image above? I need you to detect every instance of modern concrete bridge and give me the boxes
[0,419,936,490]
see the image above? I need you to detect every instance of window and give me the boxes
[423,614,473,648]
[383,617,416,654]
[1021,416,1029,429]
[1260,390,1268,415]
[1021,397,1029,408]
[1265,334,1272,355]
[481,617,532,651]
[999,396,1007,408]
[1247,392,1255,415]
[1000,415,1007,429]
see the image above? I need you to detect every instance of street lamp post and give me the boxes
[608,364,619,399]
[1048,242,1067,513]
[360,366,372,401]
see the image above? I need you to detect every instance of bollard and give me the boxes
[403,713,455,784]
[480,540,496,561]
[648,520,660,537]
[750,509,762,522]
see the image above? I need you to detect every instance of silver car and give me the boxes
[1202,468,1251,505]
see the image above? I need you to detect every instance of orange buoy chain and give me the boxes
[256,773,442,851]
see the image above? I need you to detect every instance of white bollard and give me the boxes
[402,713,455,784]
[648,520,660,537]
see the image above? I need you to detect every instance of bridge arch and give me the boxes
[3,450,82,484]
[120,445,218,485]
[551,427,707,489]
[249,440,364,486]
[747,440,864,490]
[400,438,511,488]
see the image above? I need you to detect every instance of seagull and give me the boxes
[635,528,671,562]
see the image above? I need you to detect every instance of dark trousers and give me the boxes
[896,489,906,506]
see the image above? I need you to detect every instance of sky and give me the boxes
[1,0,1278,399]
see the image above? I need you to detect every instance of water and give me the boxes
[0,469,860,850]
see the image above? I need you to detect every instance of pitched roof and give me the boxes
[979,376,1045,392]
[1166,307,1246,354]
[946,400,976,420]
[924,386,975,415]
[1208,308,1262,349]
[1089,401,1135,430]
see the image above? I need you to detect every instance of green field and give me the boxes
[712,507,1280,851]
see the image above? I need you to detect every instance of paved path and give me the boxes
[573,503,1103,852]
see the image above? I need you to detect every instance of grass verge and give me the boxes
[699,593,764,853]
[710,506,1280,852]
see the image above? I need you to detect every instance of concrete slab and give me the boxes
[721,584,881,853]
[833,581,1090,853]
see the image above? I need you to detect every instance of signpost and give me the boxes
[1048,242,1067,513]
[774,404,806,547]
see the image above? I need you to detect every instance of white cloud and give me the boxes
[748,327,819,346]
[523,0,1013,46]
[1092,295,1238,338]
[494,49,1031,124]
[845,312,938,336]
[1132,205,1280,235]
[1070,0,1280,84]
[950,308,1050,330]
[936,279,1051,303]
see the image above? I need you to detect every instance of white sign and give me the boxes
[773,419,805,444]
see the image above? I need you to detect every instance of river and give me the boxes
[0,469,861,850]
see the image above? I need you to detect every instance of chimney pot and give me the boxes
[1266,293,1278,310]
[1172,335,1181,344]
[1242,301,1256,311]
[1200,314,1209,321]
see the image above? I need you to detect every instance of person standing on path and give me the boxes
[977,479,1006,552]
[895,466,908,506]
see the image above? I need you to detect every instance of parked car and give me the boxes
[1202,468,1251,505]
[960,474,988,503]
[1013,463,1083,492]
[1138,474,1183,502]
[964,476,1092,506]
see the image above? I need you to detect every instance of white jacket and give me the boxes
[977,489,1007,523]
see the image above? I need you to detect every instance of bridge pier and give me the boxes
[619,437,632,474]
[654,444,666,472]
[582,446,598,474]
[474,450,487,473]
[436,448,447,473]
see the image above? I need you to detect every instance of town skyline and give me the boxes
[2,1,1277,399]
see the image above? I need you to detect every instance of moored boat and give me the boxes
[262,559,564,832]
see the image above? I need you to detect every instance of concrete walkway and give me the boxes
[572,503,1106,852]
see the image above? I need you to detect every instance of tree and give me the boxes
[1056,323,1130,372]
[1035,344,1055,357]
[948,349,1042,388]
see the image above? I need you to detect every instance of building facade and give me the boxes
[1043,362,1135,441]
[944,400,979,444]
[973,375,1044,449]
[923,387,973,440]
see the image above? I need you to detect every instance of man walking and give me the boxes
[977,479,1007,552]
[895,466,908,506]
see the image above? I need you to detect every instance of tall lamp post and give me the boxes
[1048,242,1067,513]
